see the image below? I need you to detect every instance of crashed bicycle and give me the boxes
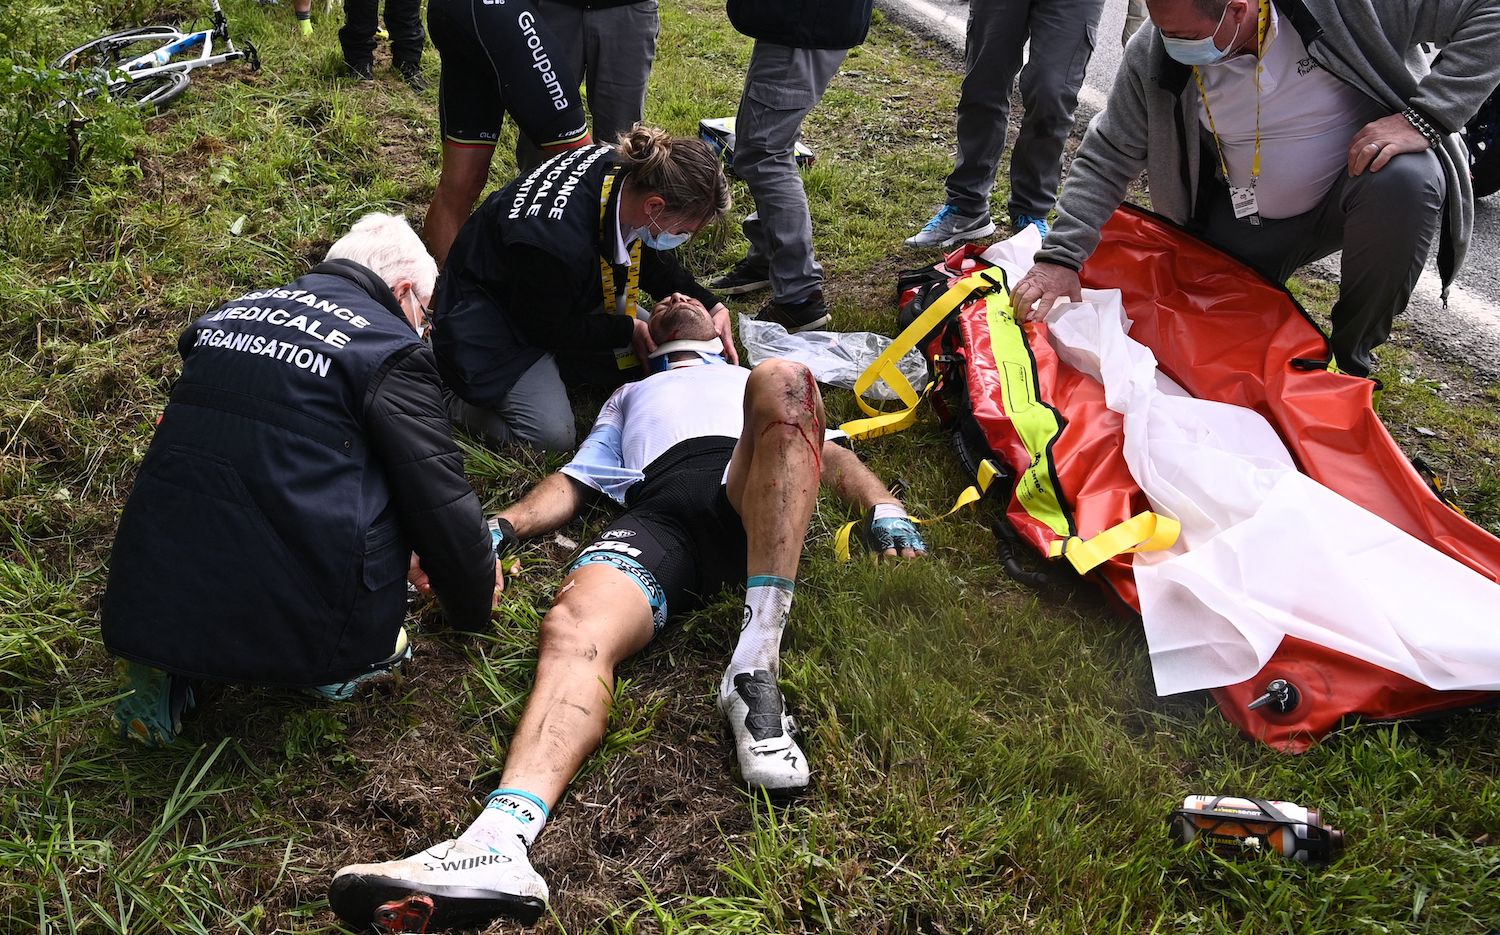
[53,0,260,110]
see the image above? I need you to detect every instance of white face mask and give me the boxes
[1162,1,1242,65]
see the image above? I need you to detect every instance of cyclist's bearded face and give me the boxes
[649,294,713,344]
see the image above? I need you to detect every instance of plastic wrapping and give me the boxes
[738,314,929,401]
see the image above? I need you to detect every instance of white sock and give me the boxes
[458,788,548,850]
[728,575,795,679]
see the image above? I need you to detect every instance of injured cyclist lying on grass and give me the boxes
[328,293,927,932]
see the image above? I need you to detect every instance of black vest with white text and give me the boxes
[102,261,421,686]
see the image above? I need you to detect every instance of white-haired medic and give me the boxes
[101,213,503,745]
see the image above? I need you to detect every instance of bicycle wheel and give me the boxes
[1462,92,1500,198]
[54,27,184,71]
[107,70,192,110]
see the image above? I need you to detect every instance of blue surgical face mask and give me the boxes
[1161,2,1242,66]
[640,211,693,251]
[643,228,691,250]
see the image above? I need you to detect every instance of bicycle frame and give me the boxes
[107,0,254,87]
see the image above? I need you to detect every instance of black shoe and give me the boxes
[710,258,771,295]
[395,61,428,91]
[346,60,375,81]
[756,292,831,333]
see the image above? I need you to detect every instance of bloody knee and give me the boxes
[745,359,825,469]
[746,359,825,432]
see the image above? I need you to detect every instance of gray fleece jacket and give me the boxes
[1038,0,1500,294]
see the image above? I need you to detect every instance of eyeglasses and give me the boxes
[406,290,432,339]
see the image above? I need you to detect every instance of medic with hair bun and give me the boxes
[431,125,738,453]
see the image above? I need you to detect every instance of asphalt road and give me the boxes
[876,0,1500,380]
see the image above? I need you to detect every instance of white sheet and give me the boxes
[981,232,1500,696]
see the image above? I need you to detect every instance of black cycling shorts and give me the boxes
[565,437,746,635]
[427,0,590,148]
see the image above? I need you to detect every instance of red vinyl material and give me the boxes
[929,205,1500,751]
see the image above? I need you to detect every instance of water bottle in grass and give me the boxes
[1169,795,1344,864]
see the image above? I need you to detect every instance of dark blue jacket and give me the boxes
[102,260,496,686]
[728,0,872,50]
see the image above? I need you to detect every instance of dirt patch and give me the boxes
[229,619,760,933]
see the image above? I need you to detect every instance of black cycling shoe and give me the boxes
[710,258,771,295]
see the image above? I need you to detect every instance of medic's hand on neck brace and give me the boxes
[647,339,729,372]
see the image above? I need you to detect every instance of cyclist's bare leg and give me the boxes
[424,142,495,267]
[724,358,827,581]
[497,563,654,808]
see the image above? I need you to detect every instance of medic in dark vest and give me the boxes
[432,125,736,452]
[102,214,503,746]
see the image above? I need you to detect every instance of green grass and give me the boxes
[2,0,1499,932]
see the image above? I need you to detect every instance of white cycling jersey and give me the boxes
[562,360,750,504]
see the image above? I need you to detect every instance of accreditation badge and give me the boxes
[1230,182,1261,225]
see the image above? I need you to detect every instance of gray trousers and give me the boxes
[733,42,848,304]
[444,354,577,452]
[516,0,660,173]
[946,0,1104,220]
[1122,0,1148,46]
[1194,150,1446,378]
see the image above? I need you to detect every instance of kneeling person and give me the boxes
[330,295,925,931]
[102,214,503,745]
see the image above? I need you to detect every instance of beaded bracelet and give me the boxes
[1402,107,1443,149]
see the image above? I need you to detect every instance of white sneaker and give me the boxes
[329,837,548,931]
[718,669,810,796]
[904,204,997,249]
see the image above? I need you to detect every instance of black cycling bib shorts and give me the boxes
[428,0,591,148]
[565,439,747,636]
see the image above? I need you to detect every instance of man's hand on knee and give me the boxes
[1348,113,1431,176]
[859,502,927,560]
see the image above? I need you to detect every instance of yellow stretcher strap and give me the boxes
[835,459,1002,561]
[1047,511,1181,574]
[598,171,642,370]
[838,266,1006,442]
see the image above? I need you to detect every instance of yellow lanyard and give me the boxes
[1192,0,1270,190]
[597,171,641,320]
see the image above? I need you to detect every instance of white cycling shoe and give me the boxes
[718,668,811,796]
[329,836,548,932]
